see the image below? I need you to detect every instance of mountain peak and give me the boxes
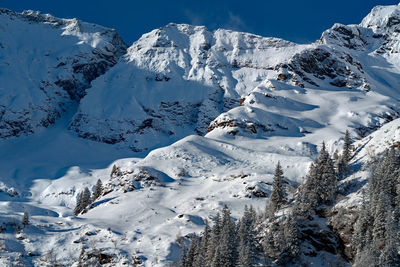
[360,4,400,33]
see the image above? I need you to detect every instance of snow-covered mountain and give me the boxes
[69,4,400,152]
[1,3,400,267]
[69,24,313,150]
[0,8,126,138]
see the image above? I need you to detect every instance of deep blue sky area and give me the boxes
[1,0,399,44]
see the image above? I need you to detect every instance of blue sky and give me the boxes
[1,0,399,44]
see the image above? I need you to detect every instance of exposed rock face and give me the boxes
[105,166,173,194]
[285,47,367,89]
[0,9,127,138]
[329,206,359,261]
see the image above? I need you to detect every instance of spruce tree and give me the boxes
[318,142,338,204]
[216,206,237,267]
[293,163,318,217]
[81,187,92,210]
[74,192,84,216]
[282,215,300,260]
[179,245,187,267]
[380,211,400,267]
[343,130,352,163]
[206,212,221,264]
[186,234,199,267]
[238,206,257,267]
[337,130,353,178]
[193,220,210,267]
[268,162,287,216]
[74,187,92,216]
[298,142,337,210]
[92,179,103,202]
[237,244,251,267]
[372,191,390,247]
[353,194,373,254]
[22,211,29,227]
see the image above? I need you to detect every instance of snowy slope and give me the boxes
[0,8,126,138]
[0,134,313,266]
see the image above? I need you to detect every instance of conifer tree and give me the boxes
[380,210,400,267]
[74,187,92,216]
[268,162,287,216]
[338,130,353,178]
[343,130,352,163]
[353,195,373,254]
[238,206,257,267]
[74,192,83,216]
[81,187,92,209]
[282,215,300,260]
[186,234,199,267]
[22,211,29,227]
[92,179,103,202]
[318,142,338,204]
[298,142,337,210]
[179,245,187,267]
[206,212,221,264]
[216,205,238,267]
[193,220,210,267]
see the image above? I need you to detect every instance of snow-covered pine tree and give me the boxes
[206,212,221,265]
[381,148,400,198]
[337,130,352,178]
[343,130,352,162]
[354,242,380,267]
[353,194,373,255]
[81,187,92,210]
[186,234,199,267]
[238,206,250,266]
[379,210,400,267]
[215,205,237,267]
[268,162,287,216]
[21,211,29,227]
[179,245,187,267]
[237,206,257,267]
[372,191,390,248]
[297,142,337,211]
[74,187,92,216]
[262,220,279,260]
[282,215,300,260]
[74,192,83,216]
[317,142,338,205]
[212,245,223,267]
[293,163,318,218]
[193,220,210,267]
[237,244,251,267]
[92,179,103,202]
